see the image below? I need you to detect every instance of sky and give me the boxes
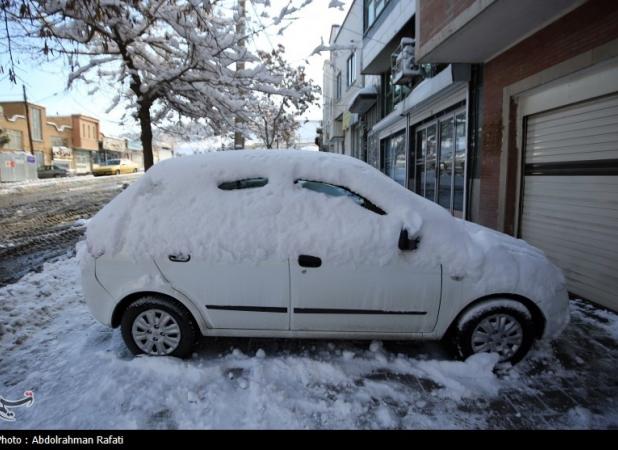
[0,0,351,140]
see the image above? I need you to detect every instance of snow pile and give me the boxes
[83,150,565,301]
[415,353,502,401]
[1,256,616,429]
[0,256,505,429]
[0,258,82,351]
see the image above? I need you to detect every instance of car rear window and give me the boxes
[218,177,268,191]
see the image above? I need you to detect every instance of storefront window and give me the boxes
[412,109,466,217]
[367,133,378,168]
[438,117,454,210]
[413,128,425,196]
[381,131,406,186]
[454,113,466,217]
[425,125,437,202]
[74,150,92,173]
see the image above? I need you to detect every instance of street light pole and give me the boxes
[22,85,35,156]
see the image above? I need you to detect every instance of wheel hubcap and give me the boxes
[470,313,523,361]
[132,309,181,356]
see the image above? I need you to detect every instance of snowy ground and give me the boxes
[0,172,142,197]
[0,173,140,286]
[1,255,617,429]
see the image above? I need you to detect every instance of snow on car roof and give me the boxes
[82,149,565,308]
[85,150,441,261]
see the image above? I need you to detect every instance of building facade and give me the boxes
[322,0,471,217]
[98,135,130,165]
[64,114,100,174]
[322,0,618,311]
[0,101,166,177]
[0,104,104,174]
[0,101,50,161]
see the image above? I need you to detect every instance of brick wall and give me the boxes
[418,0,476,45]
[479,0,618,233]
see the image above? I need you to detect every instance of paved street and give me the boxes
[0,175,617,428]
[0,174,141,286]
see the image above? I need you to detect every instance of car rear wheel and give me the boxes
[120,296,197,358]
[452,300,536,364]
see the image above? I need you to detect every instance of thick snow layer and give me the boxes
[1,256,616,429]
[83,150,565,304]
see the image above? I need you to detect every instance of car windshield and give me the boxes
[106,160,120,166]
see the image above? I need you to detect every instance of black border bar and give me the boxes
[525,159,618,176]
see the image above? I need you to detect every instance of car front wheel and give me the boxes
[452,300,536,364]
[120,296,197,358]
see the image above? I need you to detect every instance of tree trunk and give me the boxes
[138,102,154,170]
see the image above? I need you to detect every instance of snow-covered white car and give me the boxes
[78,150,569,364]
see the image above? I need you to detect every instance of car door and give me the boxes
[154,176,290,331]
[290,180,442,334]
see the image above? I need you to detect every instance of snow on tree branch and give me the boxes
[310,36,358,56]
[1,0,342,167]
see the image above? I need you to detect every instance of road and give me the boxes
[0,173,141,286]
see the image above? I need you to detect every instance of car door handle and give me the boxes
[298,254,321,268]
[169,254,191,263]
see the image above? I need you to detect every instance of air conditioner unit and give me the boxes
[392,37,421,85]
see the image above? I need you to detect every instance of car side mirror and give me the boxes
[398,229,420,251]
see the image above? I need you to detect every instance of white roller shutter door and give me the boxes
[521,93,618,310]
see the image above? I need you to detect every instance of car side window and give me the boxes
[295,179,386,215]
[218,177,268,191]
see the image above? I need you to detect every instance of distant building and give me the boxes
[0,101,53,166]
[98,135,129,165]
[127,139,144,168]
[50,114,100,174]
[154,142,174,162]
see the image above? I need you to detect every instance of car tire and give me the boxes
[120,296,198,358]
[452,300,536,365]
[115,170,120,175]
[133,168,138,173]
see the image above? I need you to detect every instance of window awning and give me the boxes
[348,86,379,114]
